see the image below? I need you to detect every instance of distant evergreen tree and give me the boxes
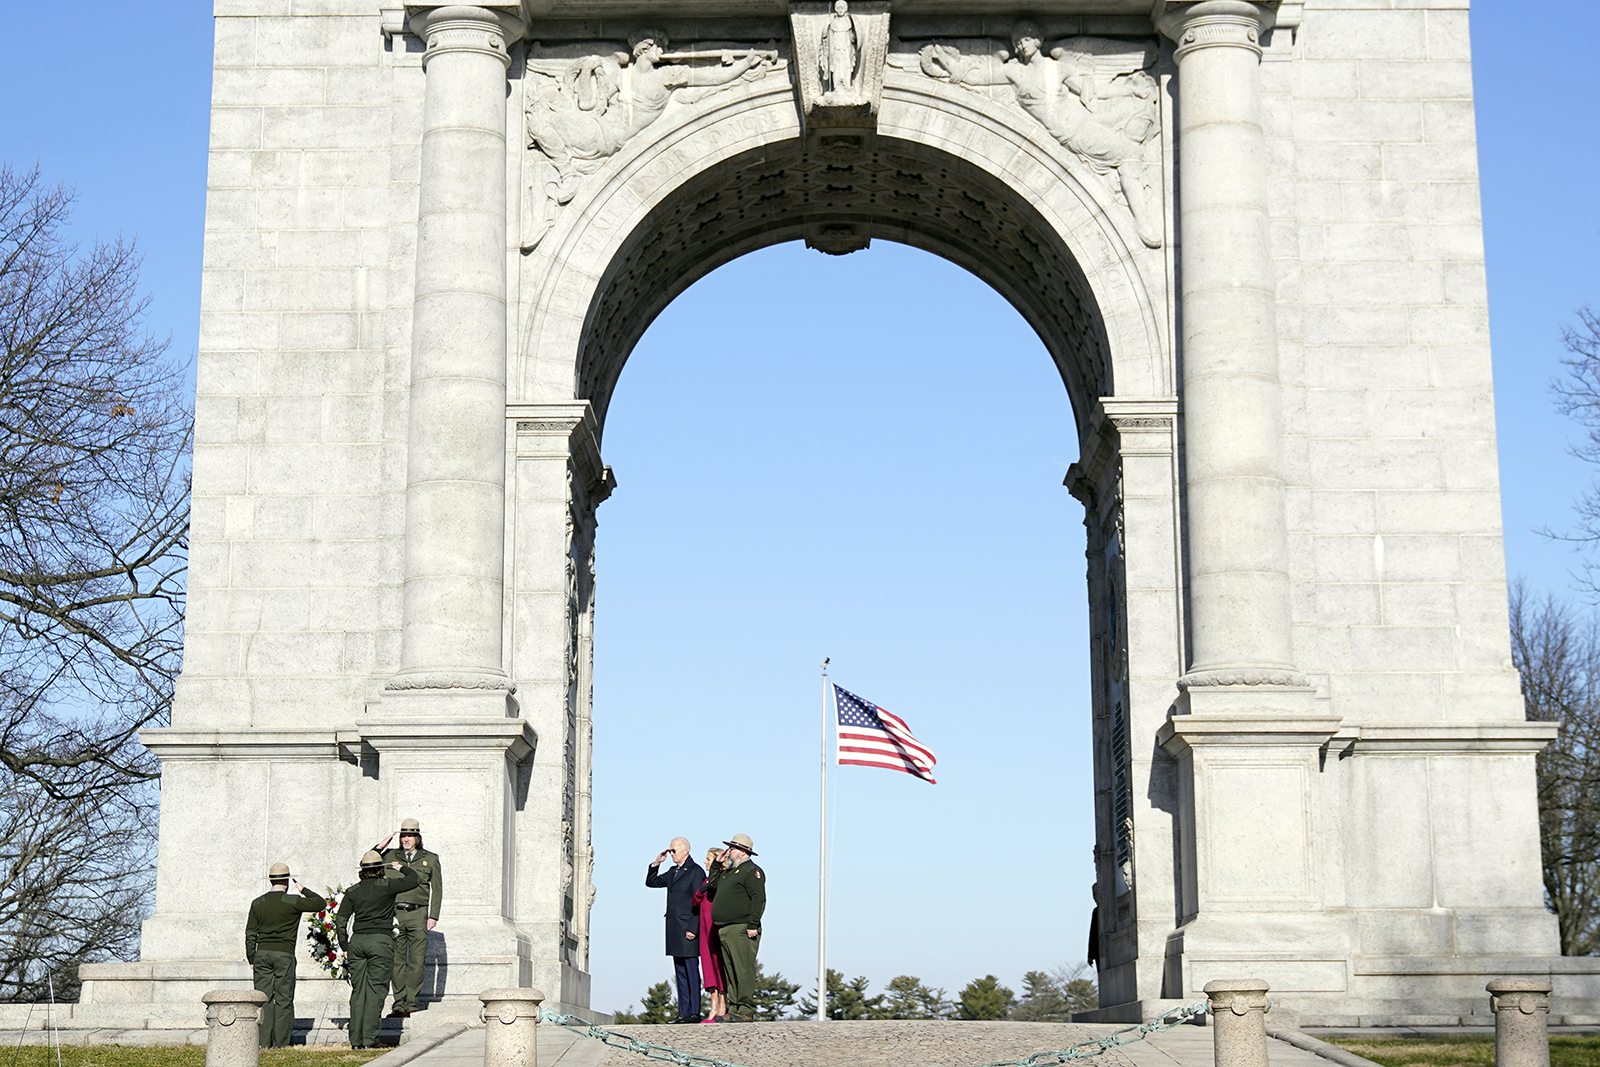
[613,980,677,1025]
[881,975,952,1019]
[750,962,802,1020]
[1009,964,1098,1020]
[1010,970,1069,1022]
[799,968,887,1019]
[1060,971,1098,1014]
[955,975,1015,1020]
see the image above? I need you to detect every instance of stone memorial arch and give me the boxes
[81,0,1600,1030]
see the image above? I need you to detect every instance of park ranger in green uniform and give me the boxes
[373,817,442,1017]
[245,862,325,1047]
[336,851,419,1047]
[708,834,766,1022]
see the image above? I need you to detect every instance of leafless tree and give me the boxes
[0,163,190,1000]
[1548,306,1600,591]
[1509,580,1600,955]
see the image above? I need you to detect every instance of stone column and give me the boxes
[392,6,525,693]
[480,988,545,1067]
[1488,980,1552,1067]
[1157,1,1297,686]
[1204,980,1270,1067]
[203,990,267,1067]
[1154,0,1342,993]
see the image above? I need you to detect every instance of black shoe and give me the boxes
[676,1015,703,1024]
[387,1009,411,1018]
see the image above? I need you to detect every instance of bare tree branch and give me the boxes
[0,162,190,1000]
[1509,579,1600,955]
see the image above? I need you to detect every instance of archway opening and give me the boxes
[557,136,1117,439]
[586,239,1095,1015]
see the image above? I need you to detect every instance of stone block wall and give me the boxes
[182,6,413,733]
[1272,0,1522,728]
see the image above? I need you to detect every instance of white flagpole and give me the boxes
[818,658,830,1022]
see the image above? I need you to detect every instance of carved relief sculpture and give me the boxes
[522,31,779,250]
[906,22,1163,248]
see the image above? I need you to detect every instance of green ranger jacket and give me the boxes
[335,867,420,948]
[245,887,325,963]
[380,846,443,920]
[708,860,766,930]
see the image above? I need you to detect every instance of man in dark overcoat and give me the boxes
[646,837,706,1023]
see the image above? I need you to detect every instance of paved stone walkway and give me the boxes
[396,1020,1339,1067]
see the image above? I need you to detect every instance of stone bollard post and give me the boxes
[1204,980,1271,1067]
[480,988,545,1067]
[1487,979,1552,1067]
[203,990,268,1067]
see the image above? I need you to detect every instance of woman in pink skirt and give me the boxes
[695,848,727,1022]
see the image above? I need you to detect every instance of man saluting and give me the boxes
[336,851,418,1048]
[707,834,765,1023]
[245,862,325,1048]
[372,817,442,1018]
[646,837,706,1023]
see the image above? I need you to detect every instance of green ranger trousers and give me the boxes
[716,923,761,1018]
[251,950,297,1048]
[345,933,395,1047]
[391,908,428,1012]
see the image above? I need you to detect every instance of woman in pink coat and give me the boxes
[695,848,727,1022]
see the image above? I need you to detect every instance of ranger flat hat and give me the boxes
[360,850,384,868]
[268,862,291,878]
[399,818,421,833]
[722,834,757,856]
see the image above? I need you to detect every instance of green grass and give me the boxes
[1326,1035,1600,1067]
[2,1046,390,1067]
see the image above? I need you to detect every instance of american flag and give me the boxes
[834,684,937,784]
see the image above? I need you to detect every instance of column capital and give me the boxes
[1155,1,1272,61]
[1487,979,1552,1015]
[408,5,526,70]
[1203,978,1271,1015]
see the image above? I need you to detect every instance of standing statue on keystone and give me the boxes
[819,1,862,97]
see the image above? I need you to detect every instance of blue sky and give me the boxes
[4,1,1596,1015]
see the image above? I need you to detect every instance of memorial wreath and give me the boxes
[304,887,349,981]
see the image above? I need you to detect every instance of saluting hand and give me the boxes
[389,862,404,871]
[654,850,669,866]
[380,831,397,848]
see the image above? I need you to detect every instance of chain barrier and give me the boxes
[538,999,1208,1067]
[972,1001,1209,1067]
[538,1011,744,1067]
